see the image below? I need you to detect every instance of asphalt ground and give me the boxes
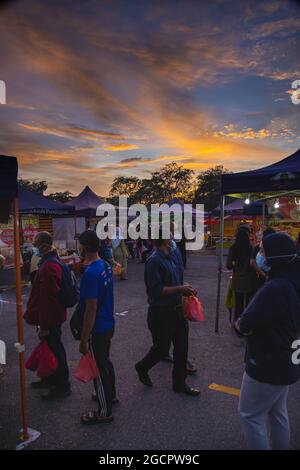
[0,251,299,450]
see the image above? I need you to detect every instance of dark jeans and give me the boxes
[91,329,115,417]
[234,292,254,321]
[46,326,70,392]
[137,305,188,388]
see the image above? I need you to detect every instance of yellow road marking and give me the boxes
[208,382,240,397]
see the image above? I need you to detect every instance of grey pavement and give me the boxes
[0,252,299,450]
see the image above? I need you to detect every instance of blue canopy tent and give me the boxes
[68,185,105,218]
[215,148,300,333]
[18,185,74,215]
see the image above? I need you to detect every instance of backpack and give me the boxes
[45,258,79,308]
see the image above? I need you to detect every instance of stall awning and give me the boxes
[221,148,300,195]
[0,155,18,223]
[18,185,74,215]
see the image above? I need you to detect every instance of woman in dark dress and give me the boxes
[227,228,256,321]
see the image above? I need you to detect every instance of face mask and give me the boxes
[79,246,86,259]
[256,252,270,272]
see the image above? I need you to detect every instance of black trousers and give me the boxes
[91,329,115,417]
[46,326,70,392]
[138,305,188,388]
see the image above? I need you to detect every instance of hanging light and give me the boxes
[245,195,250,205]
[274,199,280,209]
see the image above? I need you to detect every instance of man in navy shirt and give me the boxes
[135,231,200,396]
[78,230,116,424]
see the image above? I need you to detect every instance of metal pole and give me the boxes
[215,195,225,333]
[13,197,29,441]
[262,201,266,228]
[73,211,78,251]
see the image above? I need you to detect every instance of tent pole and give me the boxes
[262,201,266,228]
[215,194,225,333]
[74,211,78,251]
[13,197,29,441]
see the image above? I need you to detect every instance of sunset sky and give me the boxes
[0,0,299,196]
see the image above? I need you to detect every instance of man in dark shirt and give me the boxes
[135,233,200,396]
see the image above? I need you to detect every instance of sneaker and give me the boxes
[135,363,153,387]
[173,384,200,396]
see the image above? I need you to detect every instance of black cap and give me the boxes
[78,229,100,252]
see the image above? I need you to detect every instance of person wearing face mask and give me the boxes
[135,229,200,396]
[236,232,300,450]
[24,231,71,400]
[29,245,42,283]
[163,237,197,375]
[250,227,275,290]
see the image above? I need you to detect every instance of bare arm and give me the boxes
[162,285,197,297]
[80,299,97,354]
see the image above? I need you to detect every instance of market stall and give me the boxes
[0,155,39,448]
[68,185,106,229]
[215,147,300,333]
[0,185,75,284]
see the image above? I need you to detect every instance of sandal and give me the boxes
[81,410,113,425]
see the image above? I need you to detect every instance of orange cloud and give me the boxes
[104,143,140,151]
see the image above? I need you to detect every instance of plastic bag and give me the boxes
[184,296,204,322]
[113,264,123,276]
[25,341,58,378]
[74,352,100,383]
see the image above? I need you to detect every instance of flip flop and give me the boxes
[81,410,113,425]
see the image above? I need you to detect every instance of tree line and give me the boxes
[18,162,231,211]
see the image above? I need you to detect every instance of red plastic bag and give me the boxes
[25,341,58,378]
[184,296,204,322]
[74,352,100,383]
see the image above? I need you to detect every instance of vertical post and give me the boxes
[73,212,78,251]
[13,197,29,441]
[215,195,225,333]
[262,201,266,228]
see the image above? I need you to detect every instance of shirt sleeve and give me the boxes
[238,281,283,334]
[145,258,164,299]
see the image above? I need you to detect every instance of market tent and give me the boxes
[18,185,74,215]
[69,185,105,216]
[215,147,300,333]
[222,147,300,194]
